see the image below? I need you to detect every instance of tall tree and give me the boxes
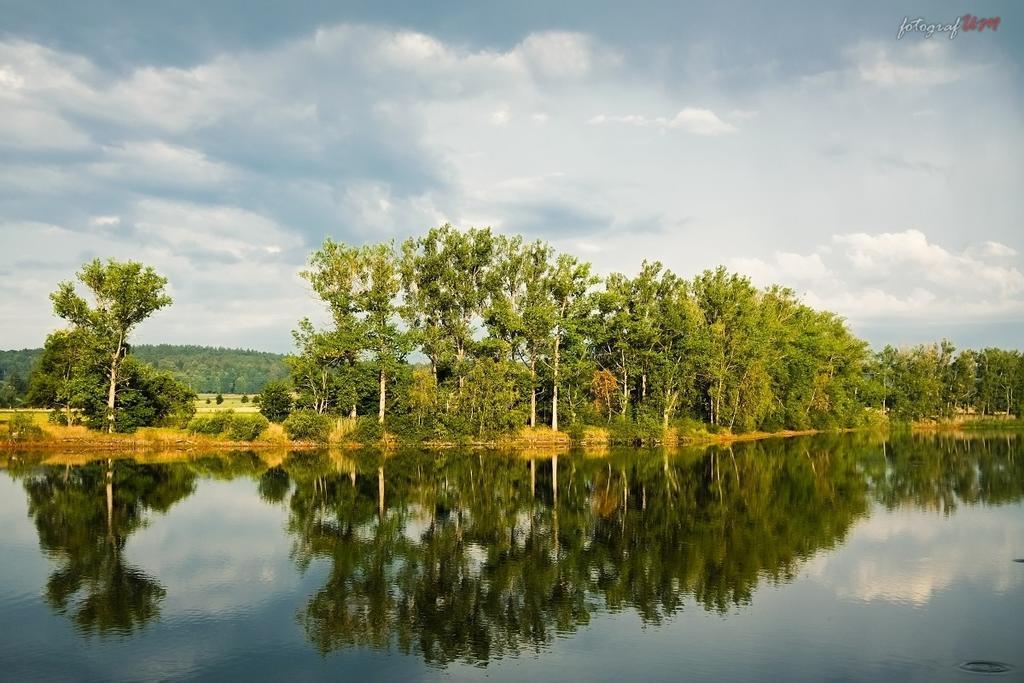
[546,254,595,431]
[401,225,495,392]
[50,259,172,432]
[485,236,555,427]
[359,242,410,424]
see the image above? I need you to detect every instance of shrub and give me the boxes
[215,393,224,405]
[240,394,249,404]
[283,410,332,443]
[226,413,269,441]
[6,412,44,442]
[187,410,235,435]
[47,410,82,426]
[353,416,384,443]
[259,381,293,422]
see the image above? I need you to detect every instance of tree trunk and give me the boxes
[378,367,386,424]
[551,331,560,431]
[377,466,384,519]
[106,459,114,540]
[106,352,119,433]
[530,356,537,428]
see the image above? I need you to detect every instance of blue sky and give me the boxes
[1,1,1021,352]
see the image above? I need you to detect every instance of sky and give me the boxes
[1,0,1021,353]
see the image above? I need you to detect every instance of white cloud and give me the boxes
[730,229,1024,321]
[90,141,235,187]
[587,107,737,135]
[491,108,511,126]
[665,107,736,135]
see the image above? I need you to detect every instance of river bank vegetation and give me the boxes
[5,226,1023,448]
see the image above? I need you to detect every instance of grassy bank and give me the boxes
[11,408,1013,455]
[911,415,1024,432]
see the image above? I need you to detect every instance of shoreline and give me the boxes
[5,419,1019,457]
[3,424,845,455]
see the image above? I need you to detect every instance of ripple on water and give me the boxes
[958,661,1014,675]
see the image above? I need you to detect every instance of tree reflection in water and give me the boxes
[21,459,195,635]
[11,432,1024,661]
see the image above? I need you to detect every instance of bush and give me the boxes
[353,416,385,443]
[226,413,269,441]
[187,410,235,435]
[283,410,332,443]
[259,381,293,422]
[215,393,224,405]
[6,412,44,442]
[47,409,83,426]
[187,410,269,440]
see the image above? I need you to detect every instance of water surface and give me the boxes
[1,433,1022,681]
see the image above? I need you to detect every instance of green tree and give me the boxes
[50,259,172,432]
[27,328,98,425]
[546,254,595,431]
[485,236,556,427]
[258,380,294,422]
[400,225,495,392]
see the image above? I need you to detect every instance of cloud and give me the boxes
[804,41,983,90]
[729,230,1024,322]
[0,10,1020,351]
[588,107,737,135]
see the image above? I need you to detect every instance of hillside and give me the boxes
[0,344,288,399]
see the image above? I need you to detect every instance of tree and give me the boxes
[27,328,98,425]
[546,254,595,431]
[485,236,556,428]
[359,243,412,425]
[215,393,224,405]
[259,380,294,422]
[400,225,495,392]
[304,240,411,426]
[50,259,172,432]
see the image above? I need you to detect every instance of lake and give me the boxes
[1,433,1022,682]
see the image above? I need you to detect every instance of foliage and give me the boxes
[258,380,294,422]
[132,344,288,393]
[187,410,236,435]
[50,258,172,432]
[283,409,333,442]
[5,411,44,442]
[226,413,269,440]
[186,410,268,440]
[72,357,196,432]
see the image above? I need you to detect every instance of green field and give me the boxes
[0,409,49,427]
[194,394,261,413]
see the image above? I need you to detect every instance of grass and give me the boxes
[195,394,260,414]
[0,409,49,428]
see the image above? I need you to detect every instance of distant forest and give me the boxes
[0,344,287,404]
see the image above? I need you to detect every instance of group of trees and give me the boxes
[865,343,1024,420]
[1,345,288,405]
[26,259,196,432]
[0,349,35,408]
[132,345,288,394]
[284,226,872,437]
[10,229,1024,438]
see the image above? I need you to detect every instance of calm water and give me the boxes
[1,433,1022,682]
